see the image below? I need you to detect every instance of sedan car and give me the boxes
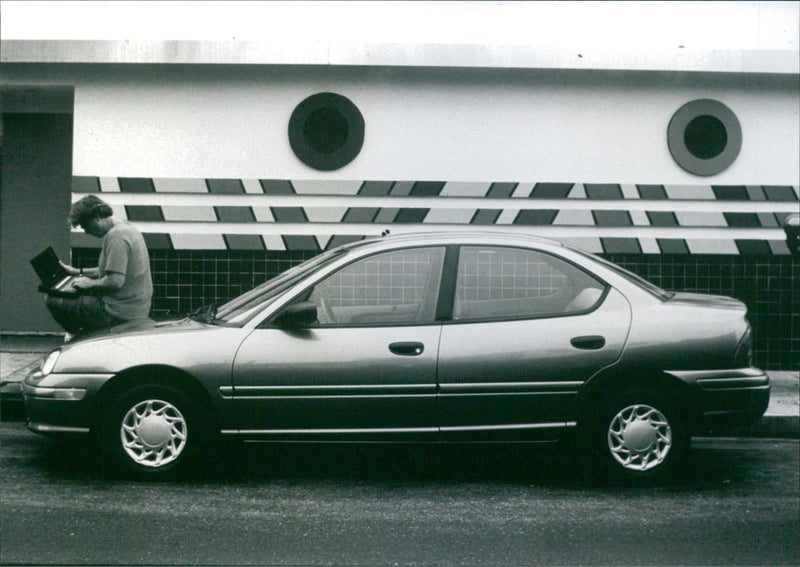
[23,231,770,481]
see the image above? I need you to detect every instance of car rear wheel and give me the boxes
[595,393,687,482]
[102,384,197,478]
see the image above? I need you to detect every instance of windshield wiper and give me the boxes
[188,303,217,324]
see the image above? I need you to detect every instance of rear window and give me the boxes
[576,251,673,301]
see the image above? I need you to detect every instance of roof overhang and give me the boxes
[2,1,797,74]
[2,39,797,75]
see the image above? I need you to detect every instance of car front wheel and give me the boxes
[103,384,196,478]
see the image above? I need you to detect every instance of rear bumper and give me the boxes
[666,368,770,433]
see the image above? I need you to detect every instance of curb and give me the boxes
[731,415,800,440]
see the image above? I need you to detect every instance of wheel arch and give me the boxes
[90,364,220,437]
[573,366,695,429]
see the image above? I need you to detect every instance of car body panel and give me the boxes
[438,288,631,439]
[50,319,243,376]
[24,373,112,433]
[24,319,249,430]
[616,293,748,372]
[666,367,770,430]
[230,325,441,438]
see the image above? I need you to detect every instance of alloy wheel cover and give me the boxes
[607,404,672,471]
[120,399,188,468]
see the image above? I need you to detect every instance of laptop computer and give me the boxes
[30,247,81,297]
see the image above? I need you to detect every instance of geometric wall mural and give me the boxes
[71,177,799,255]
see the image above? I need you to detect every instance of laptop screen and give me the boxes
[30,247,66,284]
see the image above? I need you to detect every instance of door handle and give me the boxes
[570,335,605,350]
[389,342,425,356]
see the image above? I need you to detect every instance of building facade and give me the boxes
[1,2,798,368]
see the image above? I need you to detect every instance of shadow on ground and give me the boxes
[23,431,778,491]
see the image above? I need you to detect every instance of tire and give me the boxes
[593,392,688,483]
[102,384,198,479]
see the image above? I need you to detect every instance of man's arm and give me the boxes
[59,260,100,278]
[73,271,125,292]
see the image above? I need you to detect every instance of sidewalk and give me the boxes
[1,334,798,437]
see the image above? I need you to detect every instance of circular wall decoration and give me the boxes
[288,92,365,171]
[667,99,742,176]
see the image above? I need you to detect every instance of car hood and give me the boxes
[52,317,248,375]
[665,292,746,312]
[67,317,209,344]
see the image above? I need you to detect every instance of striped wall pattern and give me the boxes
[70,177,799,255]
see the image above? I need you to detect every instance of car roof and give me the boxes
[353,230,566,250]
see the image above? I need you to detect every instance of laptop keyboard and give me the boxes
[56,276,79,294]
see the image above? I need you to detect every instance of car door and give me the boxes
[437,245,631,440]
[230,246,446,440]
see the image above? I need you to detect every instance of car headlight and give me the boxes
[40,350,61,375]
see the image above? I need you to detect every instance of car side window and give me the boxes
[453,246,605,321]
[307,247,446,326]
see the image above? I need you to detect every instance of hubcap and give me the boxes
[607,404,672,472]
[121,399,187,468]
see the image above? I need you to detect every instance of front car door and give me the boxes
[437,245,632,440]
[230,246,446,440]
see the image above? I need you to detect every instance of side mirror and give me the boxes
[273,301,318,329]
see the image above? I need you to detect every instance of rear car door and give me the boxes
[231,246,446,439]
[437,245,631,440]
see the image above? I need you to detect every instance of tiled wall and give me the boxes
[73,248,798,370]
[72,249,315,319]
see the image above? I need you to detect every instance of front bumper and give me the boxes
[22,368,112,435]
[667,367,770,432]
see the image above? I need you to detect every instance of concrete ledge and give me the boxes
[4,40,799,75]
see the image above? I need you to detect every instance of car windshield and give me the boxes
[576,250,674,301]
[214,247,349,326]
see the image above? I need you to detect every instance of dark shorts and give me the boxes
[45,294,127,335]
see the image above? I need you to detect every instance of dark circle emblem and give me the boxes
[289,92,365,171]
[668,99,742,176]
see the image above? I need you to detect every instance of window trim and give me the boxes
[434,245,460,322]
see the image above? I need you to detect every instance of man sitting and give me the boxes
[46,195,153,338]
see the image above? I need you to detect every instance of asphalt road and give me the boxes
[1,423,798,566]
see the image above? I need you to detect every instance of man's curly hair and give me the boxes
[68,195,114,228]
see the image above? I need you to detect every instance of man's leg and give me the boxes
[46,295,112,335]
[45,296,83,334]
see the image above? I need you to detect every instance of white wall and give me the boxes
[71,66,799,185]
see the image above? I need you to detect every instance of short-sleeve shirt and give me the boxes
[98,222,153,320]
